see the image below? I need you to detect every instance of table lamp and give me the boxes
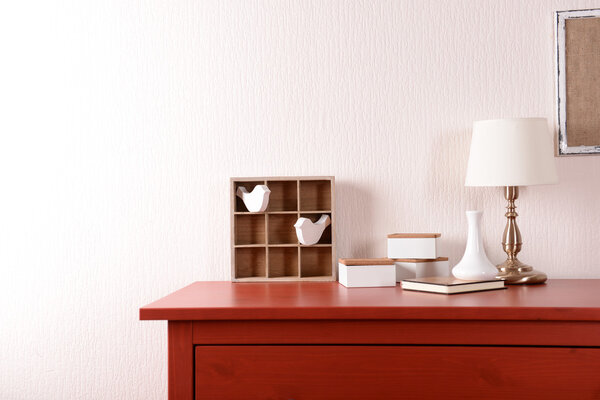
[465,118,558,284]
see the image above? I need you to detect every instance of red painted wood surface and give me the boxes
[168,322,193,399]
[141,280,600,321]
[192,319,600,347]
[195,345,600,400]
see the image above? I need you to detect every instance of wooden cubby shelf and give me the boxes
[268,246,299,278]
[300,247,333,278]
[299,180,331,211]
[266,180,297,211]
[231,176,335,282]
[234,214,265,245]
[268,214,299,245]
[234,247,267,279]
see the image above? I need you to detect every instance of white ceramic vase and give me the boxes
[452,210,498,280]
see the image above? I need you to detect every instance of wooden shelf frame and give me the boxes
[231,176,335,282]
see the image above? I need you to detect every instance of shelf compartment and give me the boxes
[268,214,299,245]
[299,213,332,245]
[235,214,266,245]
[235,247,267,278]
[234,180,265,212]
[299,180,332,211]
[300,247,332,278]
[266,180,297,212]
[268,246,299,278]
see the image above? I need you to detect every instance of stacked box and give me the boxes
[394,257,451,281]
[387,233,450,281]
[387,233,441,259]
[338,258,396,288]
[337,233,451,288]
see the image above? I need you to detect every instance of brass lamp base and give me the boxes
[496,258,547,284]
[496,186,547,285]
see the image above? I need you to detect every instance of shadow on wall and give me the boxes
[424,127,501,264]
[426,128,469,194]
[335,181,378,259]
[441,237,466,268]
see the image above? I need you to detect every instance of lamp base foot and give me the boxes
[496,258,547,285]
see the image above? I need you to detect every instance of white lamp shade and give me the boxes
[465,118,559,187]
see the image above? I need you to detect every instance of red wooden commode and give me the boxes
[140,280,600,399]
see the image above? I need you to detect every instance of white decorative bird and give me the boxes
[236,185,271,212]
[294,214,331,245]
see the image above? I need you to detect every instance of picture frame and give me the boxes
[555,9,600,155]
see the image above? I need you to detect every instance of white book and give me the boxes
[401,276,505,295]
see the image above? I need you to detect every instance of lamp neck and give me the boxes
[502,186,521,261]
[504,186,518,202]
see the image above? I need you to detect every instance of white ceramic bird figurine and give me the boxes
[236,185,271,212]
[294,214,331,245]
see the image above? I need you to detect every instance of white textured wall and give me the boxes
[1,0,600,398]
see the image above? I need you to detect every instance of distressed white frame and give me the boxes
[556,8,600,155]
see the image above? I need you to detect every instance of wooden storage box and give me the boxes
[394,257,450,281]
[387,233,441,259]
[338,258,396,288]
[231,177,335,282]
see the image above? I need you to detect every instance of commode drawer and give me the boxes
[194,345,600,400]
